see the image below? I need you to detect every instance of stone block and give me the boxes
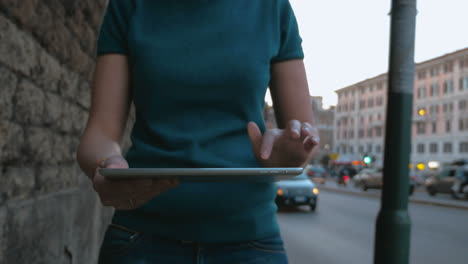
[43,92,63,127]
[0,15,39,76]
[13,80,45,125]
[33,49,62,93]
[24,127,53,164]
[77,81,91,109]
[0,66,17,119]
[58,70,80,100]
[51,135,75,164]
[0,167,35,200]
[0,121,25,163]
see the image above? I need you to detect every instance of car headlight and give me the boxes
[277,189,284,196]
[312,188,319,195]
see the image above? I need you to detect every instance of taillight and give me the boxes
[343,175,350,181]
[308,171,314,176]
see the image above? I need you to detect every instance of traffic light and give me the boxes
[363,156,372,164]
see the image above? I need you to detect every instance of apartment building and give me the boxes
[334,47,468,169]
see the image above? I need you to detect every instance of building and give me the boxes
[264,96,335,161]
[334,47,468,169]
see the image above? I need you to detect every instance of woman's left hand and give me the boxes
[247,120,320,167]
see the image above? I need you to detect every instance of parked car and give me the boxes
[353,168,415,195]
[275,172,319,211]
[306,165,327,185]
[425,161,468,198]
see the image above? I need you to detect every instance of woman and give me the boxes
[77,0,320,263]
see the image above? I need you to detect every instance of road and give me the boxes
[277,190,468,264]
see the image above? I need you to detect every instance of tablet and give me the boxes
[99,167,304,182]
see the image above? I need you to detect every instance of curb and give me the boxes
[320,186,468,211]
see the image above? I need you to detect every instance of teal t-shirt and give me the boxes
[97,0,304,243]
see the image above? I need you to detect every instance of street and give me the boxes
[278,190,468,264]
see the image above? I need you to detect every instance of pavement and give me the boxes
[316,179,468,210]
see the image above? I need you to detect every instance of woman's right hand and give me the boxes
[92,155,179,210]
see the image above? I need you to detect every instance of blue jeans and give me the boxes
[98,224,288,264]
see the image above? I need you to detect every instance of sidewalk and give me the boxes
[318,180,468,210]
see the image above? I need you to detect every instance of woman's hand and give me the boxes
[247,120,320,167]
[92,155,179,210]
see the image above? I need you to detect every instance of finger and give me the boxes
[260,130,278,159]
[247,122,263,158]
[286,120,301,139]
[300,122,313,142]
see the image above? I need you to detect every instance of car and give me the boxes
[353,168,379,187]
[275,172,319,211]
[306,165,327,185]
[425,161,468,198]
[354,167,415,195]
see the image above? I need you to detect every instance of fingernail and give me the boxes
[261,151,269,159]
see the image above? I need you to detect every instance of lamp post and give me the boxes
[373,1,417,264]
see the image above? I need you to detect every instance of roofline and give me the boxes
[334,46,468,94]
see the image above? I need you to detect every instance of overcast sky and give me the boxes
[266,0,468,108]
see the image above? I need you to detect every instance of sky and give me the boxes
[265,0,468,109]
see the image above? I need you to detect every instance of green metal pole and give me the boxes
[374,1,417,264]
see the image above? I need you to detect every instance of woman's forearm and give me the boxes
[76,126,123,179]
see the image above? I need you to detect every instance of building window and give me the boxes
[369,115,373,122]
[376,126,383,137]
[431,82,439,96]
[459,100,467,111]
[460,76,468,91]
[443,143,452,153]
[460,142,468,153]
[349,146,354,154]
[429,143,438,153]
[368,98,374,108]
[350,102,355,111]
[431,105,439,115]
[358,129,365,138]
[430,67,439,77]
[418,71,426,80]
[431,122,437,134]
[367,144,373,153]
[367,128,373,138]
[378,113,382,120]
[417,123,426,135]
[359,145,364,153]
[376,145,382,153]
[359,100,366,109]
[417,143,425,153]
[443,62,453,73]
[349,130,354,139]
[443,80,454,94]
[418,85,426,99]
[446,120,451,133]
[377,96,383,106]
[343,130,347,139]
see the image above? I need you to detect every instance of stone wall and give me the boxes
[0,1,128,263]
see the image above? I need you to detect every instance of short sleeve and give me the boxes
[272,0,304,62]
[96,0,134,55]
